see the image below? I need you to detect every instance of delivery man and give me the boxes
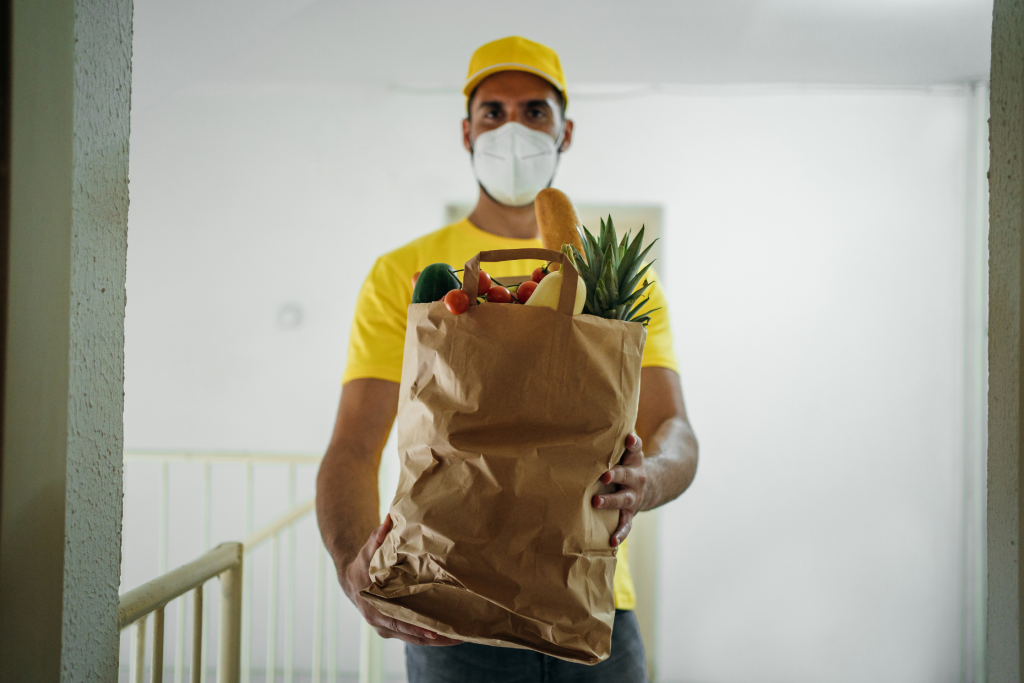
[316,36,698,682]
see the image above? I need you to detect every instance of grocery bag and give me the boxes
[360,248,647,664]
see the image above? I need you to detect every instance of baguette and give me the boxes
[535,188,585,254]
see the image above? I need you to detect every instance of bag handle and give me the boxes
[462,248,579,317]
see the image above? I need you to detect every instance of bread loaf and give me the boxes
[535,188,585,254]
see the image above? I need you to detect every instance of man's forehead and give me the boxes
[473,71,562,105]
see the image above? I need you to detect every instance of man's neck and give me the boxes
[465,188,539,240]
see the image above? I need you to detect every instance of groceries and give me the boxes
[535,187,585,253]
[572,217,659,325]
[411,262,460,304]
[363,244,647,664]
[524,245,586,314]
[411,191,658,325]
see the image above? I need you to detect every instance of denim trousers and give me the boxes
[405,610,648,683]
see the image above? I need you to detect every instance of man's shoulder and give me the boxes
[378,220,468,270]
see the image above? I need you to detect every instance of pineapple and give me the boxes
[570,216,659,326]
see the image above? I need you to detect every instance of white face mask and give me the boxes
[471,121,563,207]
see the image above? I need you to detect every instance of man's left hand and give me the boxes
[592,433,647,547]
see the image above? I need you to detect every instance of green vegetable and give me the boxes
[412,263,461,304]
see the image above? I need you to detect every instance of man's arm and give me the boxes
[594,367,699,544]
[316,378,459,646]
[634,366,699,511]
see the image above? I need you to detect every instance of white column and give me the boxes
[0,0,131,681]
[60,0,132,679]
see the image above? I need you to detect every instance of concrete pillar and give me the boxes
[0,0,131,681]
[987,0,1024,680]
[61,0,132,680]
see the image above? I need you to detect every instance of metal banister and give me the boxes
[119,542,244,683]
[119,543,243,629]
[120,452,372,682]
[241,498,315,551]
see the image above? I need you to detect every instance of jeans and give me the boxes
[405,610,648,683]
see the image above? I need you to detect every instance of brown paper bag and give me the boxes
[360,248,647,664]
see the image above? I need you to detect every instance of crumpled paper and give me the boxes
[360,249,646,665]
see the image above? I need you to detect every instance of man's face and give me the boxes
[462,71,573,154]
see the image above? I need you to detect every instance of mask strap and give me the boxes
[553,123,566,153]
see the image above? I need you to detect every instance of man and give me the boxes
[316,36,698,682]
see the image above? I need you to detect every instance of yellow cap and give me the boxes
[463,36,567,106]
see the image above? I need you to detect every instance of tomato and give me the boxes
[486,285,512,304]
[411,270,421,287]
[443,289,471,315]
[478,270,492,295]
[515,280,538,303]
[531,267,546,283]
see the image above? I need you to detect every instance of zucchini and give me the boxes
[412,263,461,304]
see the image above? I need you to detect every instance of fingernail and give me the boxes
[595,496,603,507]
[425,631,436,639]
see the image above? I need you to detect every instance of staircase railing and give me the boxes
[121,451,385,683]
[119,543,244,683]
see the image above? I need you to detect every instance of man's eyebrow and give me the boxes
[477,100,503,109]
[525,99,553,109]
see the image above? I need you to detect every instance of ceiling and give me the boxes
[133,0,993,111]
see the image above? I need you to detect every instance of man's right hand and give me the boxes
[340,514,462,647]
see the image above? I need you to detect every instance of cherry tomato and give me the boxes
[478,270,492,295]
[532,267,546,283]
[516,280,538,303]
[444,289,471,315]
[412,271,421,287]
[486,285,512,304]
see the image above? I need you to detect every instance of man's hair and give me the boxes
[466,84,566,120]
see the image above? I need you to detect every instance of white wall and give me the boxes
[123,83,971,681]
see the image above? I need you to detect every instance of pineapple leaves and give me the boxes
[573,215,660,323]
[598,245,619,315]
[621,262,654,301]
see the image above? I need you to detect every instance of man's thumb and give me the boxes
[371,513,393,547]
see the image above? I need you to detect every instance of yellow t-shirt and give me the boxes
[343,218,678,610]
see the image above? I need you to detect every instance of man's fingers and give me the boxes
[383,614,441,641]
[622,443,644,465]
[374,625,462,647]
[599,436,644,484]
[601,464,643,489]
[611,510,634,547]
[625,433,643,453]
[360,514,392,563]
[592,489,640,511]
[372,514,393,547]
[371,612,462,646]
[351,515,393,591]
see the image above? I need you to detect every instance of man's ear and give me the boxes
[559,119,574,153]
[462,118,473,153]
